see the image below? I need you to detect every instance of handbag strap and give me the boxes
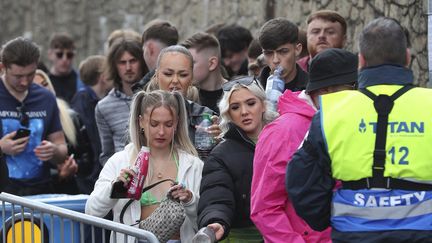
[119,178,177,224]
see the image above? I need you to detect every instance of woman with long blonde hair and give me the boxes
[86,90,203,242]
[145,45,220,159]
[34,69,93,194]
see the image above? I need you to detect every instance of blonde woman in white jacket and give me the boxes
[86,90,203,242]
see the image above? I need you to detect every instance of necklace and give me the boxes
[150,152,177,180]
[151,161,169,180]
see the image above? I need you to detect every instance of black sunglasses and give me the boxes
[222,76,261,91]
[17,104,29,127]
[55,51,74,59]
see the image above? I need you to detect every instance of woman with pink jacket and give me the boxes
[251,89,332,243]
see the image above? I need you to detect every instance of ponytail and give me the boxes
[172,91,198,156]
[129,91,147,157]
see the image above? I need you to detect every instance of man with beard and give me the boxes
[297,10,347,73]
[95,40,146,165]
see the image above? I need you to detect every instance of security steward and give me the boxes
[286,17,432,243]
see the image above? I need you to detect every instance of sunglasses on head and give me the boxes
[17,104,29,127]
[222,76,261,91]
[55,51,74,59]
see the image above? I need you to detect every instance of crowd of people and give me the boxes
[1,8,430,243]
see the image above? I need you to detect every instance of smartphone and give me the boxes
[110,180,128,198]
[13,128,31,140]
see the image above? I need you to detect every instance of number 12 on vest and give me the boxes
[388,146,409,165]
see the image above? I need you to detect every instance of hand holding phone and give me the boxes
[0,129,30,156]
[13,128,31,140]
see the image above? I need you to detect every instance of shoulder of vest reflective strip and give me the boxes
[332,200,432,220]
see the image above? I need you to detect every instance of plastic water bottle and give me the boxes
[265,66,285,109]
[195,113,215,159]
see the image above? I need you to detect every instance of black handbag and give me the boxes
[120,179,186,243]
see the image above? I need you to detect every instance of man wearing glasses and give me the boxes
[258,18,308,93]
[0,37,68,195]
[47,32,84,104]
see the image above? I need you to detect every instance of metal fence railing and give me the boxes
[0,192,159,243]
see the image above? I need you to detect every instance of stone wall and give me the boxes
[1,0,428,86]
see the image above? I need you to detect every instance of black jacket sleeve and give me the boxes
[68,109,94,177]
[197,153,235,238]
[286,112,335,231]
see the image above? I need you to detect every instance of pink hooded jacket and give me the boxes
[251,90,332,243]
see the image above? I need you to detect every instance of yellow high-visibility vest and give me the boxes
[320,85,432,182]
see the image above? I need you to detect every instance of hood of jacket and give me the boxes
[277,89,316,119]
